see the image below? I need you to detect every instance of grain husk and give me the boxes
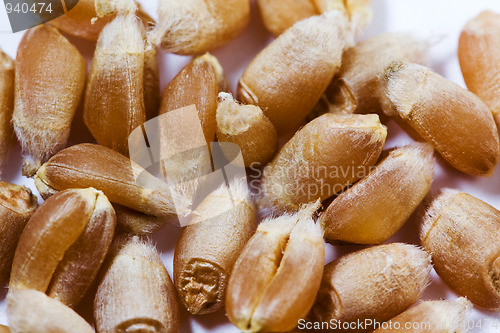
[0,181,37,284]
[313,33,428,117]
[458,10,500,129]
[238,11,350,135]
[95,236,180,333]
[259,113,387,212]
[174,179,256,315]
[379,61,500,176]
[308,243,431,331]
[0,49,14,177]
[372,298,471,333]
[421,189,500,310]
[10,188,116,308]
[13,25,86,177]
[7,289,94,333]
[34,143,176,219]
[321,142,434,244]
[226,201,324,332]
[84,13,146,155]
[216,93,278,167]
[151,0,250,55]
[257,0,371,37]
[159,53,223,144]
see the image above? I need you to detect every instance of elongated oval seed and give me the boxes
[13,25,86,177]
[216,93,278,167]
[174,179,256,315]
[152,0,250,55]
[259,113,387,212]
[84,13,146,156]
[458,11,500,128]
[372,298,471,333]
[421,189,500,310]
[95,236,180,333]
[34,143,175,218]
[226,201,324,332]
[257,0,371,37]
[160,53,223,144]
[10,189,94,291]
[379,61,500,176]
[308,243,431,329]
[321,142,434,244]
[0,181,37,284]
[7,289,94,333]
[10,188,116,308]
[0,49,14,177]
[314,33,428,117]
[238,11,349,135]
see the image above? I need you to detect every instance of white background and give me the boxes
[1,0,500,332]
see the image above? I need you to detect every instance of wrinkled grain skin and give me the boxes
[7,289,94,333]
[459,11,500,128]
[372,298,471,333]
[421,190,500,310]
[0,50,14,177]
[160,54,221,144]
[153,0,250,55]
[379,61,500,176]
[321,143,434,244]
[10,188,116,308]
[34,143,175,219]
[216,93,278,167]
[95,236,180,333]
[174,180,256,315]
[314,33,427,117]
[0,182,37,284]
[259,114,387,212]
[84,13,146,156]
[257,0,371,37]
[226,202,324,332]
[13,25,86,177]
[309,244,431,331]
[238,12,348,135]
